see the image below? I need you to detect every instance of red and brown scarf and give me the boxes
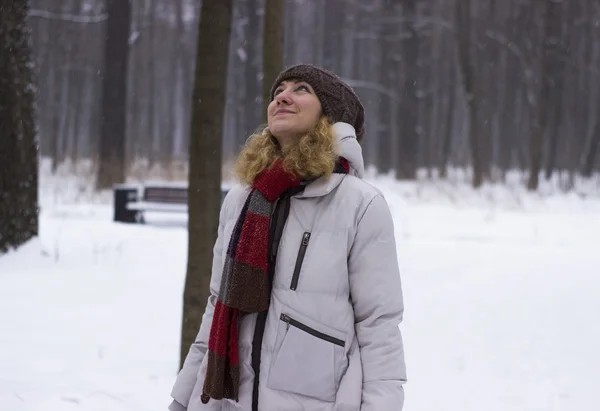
[201,158,350,403]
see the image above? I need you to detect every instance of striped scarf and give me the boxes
[201,158,349,403]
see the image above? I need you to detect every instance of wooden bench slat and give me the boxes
[143,187,188,204]
[115,183,230,223]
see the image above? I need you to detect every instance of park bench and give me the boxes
[113,182,229,223]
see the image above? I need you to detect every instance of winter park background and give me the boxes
[2,1,600,411]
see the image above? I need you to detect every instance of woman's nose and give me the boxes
[275,88,292,104]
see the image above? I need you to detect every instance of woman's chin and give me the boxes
[270,128,302,142]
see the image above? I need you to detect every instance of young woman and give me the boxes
[170,64,407,411]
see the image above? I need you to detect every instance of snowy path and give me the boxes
[1,187,599,411]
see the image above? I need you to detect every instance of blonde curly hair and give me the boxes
[235,116,338,185]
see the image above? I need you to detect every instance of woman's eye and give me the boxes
[296,85,309,92]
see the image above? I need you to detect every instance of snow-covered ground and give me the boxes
[2,168,600,411]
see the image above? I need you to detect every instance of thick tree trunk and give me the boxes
[96,0,131,189]
[262,0,285,119]
[180,0,233,370]
[0,1,39,253]
[146,0,158,167]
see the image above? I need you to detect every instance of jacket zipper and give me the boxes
[290,232,311,290]
[280,313,344,347]
[252,189,299,411]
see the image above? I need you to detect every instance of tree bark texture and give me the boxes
[0,1,39,254]
[180,0,234,370]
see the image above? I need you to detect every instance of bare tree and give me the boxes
[262,0,285,119]
[527,0,563,190]
[27,0,600,190]
[455,0,483,187]
[96,0,131,189]
[243,0,262,137]
[180,0,233,369]
[439,0,456,178]
[397,0,419,180]
[377,0,398,174]
[0,1,38,253]
[579,0,600,177]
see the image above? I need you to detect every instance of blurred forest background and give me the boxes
[2,3,600,409]
[27,0,600,189]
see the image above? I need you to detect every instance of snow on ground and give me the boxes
[2,168,600,411]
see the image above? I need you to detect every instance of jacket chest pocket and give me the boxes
[285,230,348,293]
[266,312,347,402]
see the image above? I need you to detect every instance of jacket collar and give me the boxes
[295,122,364,199]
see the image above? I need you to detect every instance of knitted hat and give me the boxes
[270,64,365,142]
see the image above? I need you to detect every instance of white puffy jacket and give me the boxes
[170,123,407,411]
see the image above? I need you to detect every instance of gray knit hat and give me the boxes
[270,64,365,142]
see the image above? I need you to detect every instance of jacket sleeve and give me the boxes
[169,194,229,409]
[348,193,407,411]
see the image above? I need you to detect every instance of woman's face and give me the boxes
[267,79,322,150]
